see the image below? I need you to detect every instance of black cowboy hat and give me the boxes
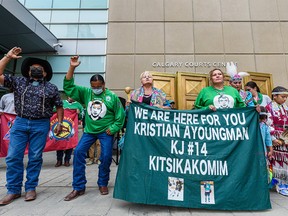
[21,57,53,81]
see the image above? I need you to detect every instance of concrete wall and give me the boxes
[106,0,288,96]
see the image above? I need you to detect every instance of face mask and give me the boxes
[30,66,44,79]
[92,88,103,95]
[32,81,39,86]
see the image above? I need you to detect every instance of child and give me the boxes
[259,106,274,160]
[259,106,274,185]
[265,86,288,196]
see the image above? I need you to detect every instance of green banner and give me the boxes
[114,102,271,210]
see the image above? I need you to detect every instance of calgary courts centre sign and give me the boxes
[152,62,237,68]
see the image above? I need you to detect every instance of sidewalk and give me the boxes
[0,151,287,216]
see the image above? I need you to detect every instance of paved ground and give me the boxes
[0,151,288,216]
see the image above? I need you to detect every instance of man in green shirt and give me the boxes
[63,56,125,201]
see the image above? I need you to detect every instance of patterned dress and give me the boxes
[266,101,288,184]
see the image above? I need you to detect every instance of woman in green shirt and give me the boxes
[194,68,245,110]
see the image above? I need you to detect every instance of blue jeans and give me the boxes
[72,132,114,191]
[5,117,50,194]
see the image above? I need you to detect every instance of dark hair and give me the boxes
[90,74,105,83]
[245,81,260,92]
[259,106,267,120]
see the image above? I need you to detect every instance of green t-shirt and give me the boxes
[194,86,245,109]
[63,77,125,135]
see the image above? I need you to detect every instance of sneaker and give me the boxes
[86,160,94,165]
[276,184,286,193]
[95,160,101,165]
[279,188,288,196]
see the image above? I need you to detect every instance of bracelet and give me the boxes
[4,54,12,59]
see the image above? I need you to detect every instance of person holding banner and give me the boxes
[55,97,84,167]
[63,55,125,201]
[0,47,64,206]
[130,71,167,108]
[0,88,16,114]
[265,86,288,196]
[194,68,245,110]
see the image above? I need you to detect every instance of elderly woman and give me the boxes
[130,71,166,108]
[194,68,245,110]
[244,81,271,107]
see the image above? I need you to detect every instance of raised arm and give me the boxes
[0,47,22,85]
[66,55,81,80]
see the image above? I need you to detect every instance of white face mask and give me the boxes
[92,88,103,95]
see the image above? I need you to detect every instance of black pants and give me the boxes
[56,149,73,162]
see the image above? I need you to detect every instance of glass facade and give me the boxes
[19,0,109,89]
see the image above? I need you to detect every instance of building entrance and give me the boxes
[152,71,273,110]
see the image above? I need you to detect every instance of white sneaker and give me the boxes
[276,184,286,193]
[279,188,288,196]
[86,160,94,165]
[95,160,101,165]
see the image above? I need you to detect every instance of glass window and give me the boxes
[77,40,106,55]
[50,73,66,90]
[18,0,25,5]
[30,10,51,23]
[51,11,79,23]
[49,25,78,38]
[81,0,108,9]
[79,10,108,23]
[76,56,106,72]
[25,0,52,8]
[78,24,107,38]
[50,73,104,90]
[74,74,104,88]
[47,56,71,72]
[52,0,80,8]
[46,56,105,73]
[57,40,77,55]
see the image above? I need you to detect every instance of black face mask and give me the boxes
[30,66,44,79]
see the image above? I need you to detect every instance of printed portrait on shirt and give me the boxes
[87,100,107,120]
[213,94,234,109]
